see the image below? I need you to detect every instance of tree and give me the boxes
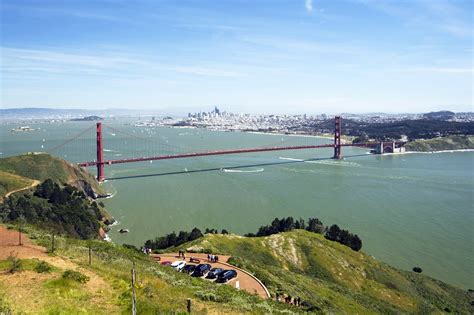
[221,229,229,234]
[349,235,362,251]
[176,231,190,244]
[307,218,324,234]
[189,227,203,241]
[412,267,423,273]
[325,224,341,241]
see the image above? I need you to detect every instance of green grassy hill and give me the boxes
[0,225,298,314]
[1,227,472,314]
[0,153,105,197]
[0,170,36,202]
[405,135,474,152]
[175,230,472,314]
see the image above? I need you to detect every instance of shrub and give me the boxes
[227,256,243,268]
[122,244,140,252]
[7,253,22,274]
[413,267,423,273]
[35,260,52,273]
[195,291,218,302]
[62,270,89,283]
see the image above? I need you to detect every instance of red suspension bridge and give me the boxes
[48,116,404,182]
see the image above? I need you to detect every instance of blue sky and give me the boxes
[1,0,472,114]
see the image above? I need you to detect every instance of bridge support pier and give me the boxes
[333,116,342,159]
[96,122,105,182]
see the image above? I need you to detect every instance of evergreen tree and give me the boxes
[189,227,203,240]
[325,224,341,241]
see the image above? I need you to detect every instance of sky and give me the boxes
[1,0,473,114]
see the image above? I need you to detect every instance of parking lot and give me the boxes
[151,253,270,299]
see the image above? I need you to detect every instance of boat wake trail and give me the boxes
[223,168,264,173]
[279,157,304,162]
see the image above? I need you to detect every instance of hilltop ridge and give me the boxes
[0,153,105,198]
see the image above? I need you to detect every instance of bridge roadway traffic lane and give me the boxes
[151,253,270,299]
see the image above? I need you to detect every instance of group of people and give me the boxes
[141,247,152,255]
[275,293,302,306]
[207,254,219,263]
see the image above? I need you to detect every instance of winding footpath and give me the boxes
[4,179,41,199]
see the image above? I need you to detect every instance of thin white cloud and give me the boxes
[305,0,313,13]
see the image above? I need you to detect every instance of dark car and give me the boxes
[182,264,197,274]
[216,270,237,283]
[206,267,224,279]
[191,264,211,277]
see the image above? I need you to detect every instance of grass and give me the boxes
[0,225,300,314]
[405,135,474,152]
[0,170,35,201]
[174,230,472,314]
[0,153,104,195]
[2,223,471,314]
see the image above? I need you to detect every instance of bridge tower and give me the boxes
[333,116,342,159]
[96,122,105,182]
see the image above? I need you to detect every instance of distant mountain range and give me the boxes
[0,107,150,120]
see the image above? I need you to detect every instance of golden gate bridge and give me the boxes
[47,116,403,182]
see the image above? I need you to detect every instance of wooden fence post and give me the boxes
[88,244,92,266]
[18,225,22,246]
[131,261,137,315]
[51,234,55,252]
[187,298,192,313]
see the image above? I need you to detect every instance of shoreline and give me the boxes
[404,148,474,154]
[244,130,331,139]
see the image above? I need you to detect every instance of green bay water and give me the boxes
[1,119,473,289]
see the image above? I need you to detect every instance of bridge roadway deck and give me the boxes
[78,143,371,167]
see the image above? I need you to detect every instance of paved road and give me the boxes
[151,253,270,299]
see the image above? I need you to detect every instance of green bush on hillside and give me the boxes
[7,253,22,274]
[35,260,53,273]
[62,270,89,283]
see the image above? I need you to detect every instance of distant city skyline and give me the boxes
[1,0,473,113]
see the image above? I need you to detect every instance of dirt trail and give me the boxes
[4,179,41,198]
[152,252,270,299]
[0,225,117,312]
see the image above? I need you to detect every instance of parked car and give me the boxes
[160,261,172,266]
[206,267,224,279]
[171,260,186,271]
[191,264,211,277]
[182,264,196,274]
[216,270,237,283]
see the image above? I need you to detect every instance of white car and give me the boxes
[171,260,186,271]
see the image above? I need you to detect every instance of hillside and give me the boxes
[0,153,105,198]
[0,153,113,238]
[0,225,298,314]
[405,135,474,152]
[0,170,38,203]
[175,230,472,314]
